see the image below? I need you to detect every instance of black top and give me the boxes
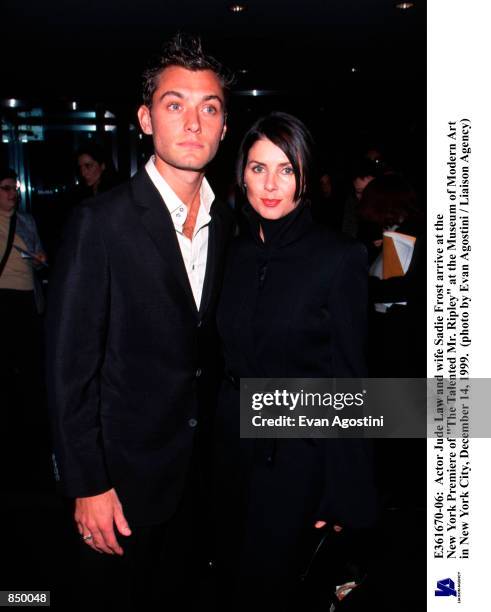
[217,202,368,380]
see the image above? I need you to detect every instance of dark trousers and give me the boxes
[0,289,50,491]
[0,289,44,421]
[74,467,206,612]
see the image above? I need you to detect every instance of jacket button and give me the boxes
[197,320,202,328]
[188,418,198,428]
[195,368,202,378]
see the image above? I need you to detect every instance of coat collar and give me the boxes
[241,199,313,248]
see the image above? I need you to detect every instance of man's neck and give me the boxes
[154,156,204,208]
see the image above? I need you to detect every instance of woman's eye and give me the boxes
[251,165,264,173]
[282,166,294,175]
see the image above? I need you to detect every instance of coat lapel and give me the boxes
[130,169,197,313]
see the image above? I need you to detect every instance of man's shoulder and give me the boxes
[77,170,153,223]
[80,180,132,213]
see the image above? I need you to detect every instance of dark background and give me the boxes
[1,0,426,197]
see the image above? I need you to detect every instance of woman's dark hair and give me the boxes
[359,173,420,228]
[142,33,234,108]
[0,167,17,182]
[236,111,315,202]
[76,143,107,166]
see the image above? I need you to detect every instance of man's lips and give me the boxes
[177,141,204,149]
[261,198,282,207]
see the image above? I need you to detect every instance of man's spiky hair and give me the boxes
[142,33,234,108]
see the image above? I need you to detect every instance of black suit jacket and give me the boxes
[46,169,233,526]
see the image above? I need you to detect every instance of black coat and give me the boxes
[213,204,377,595]
[46,169,233,526]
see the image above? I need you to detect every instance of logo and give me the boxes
[435,578,457,597]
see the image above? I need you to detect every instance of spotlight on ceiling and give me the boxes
[396,2,415,9]
[229,4,246,13]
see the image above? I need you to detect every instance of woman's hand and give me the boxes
[314,521,342,532]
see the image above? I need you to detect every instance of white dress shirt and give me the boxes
[145,156,214,309]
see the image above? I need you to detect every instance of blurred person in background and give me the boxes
[358,172,424,377]
[0,166,47,425]
[341,158,379,239]
[76,142,120,198]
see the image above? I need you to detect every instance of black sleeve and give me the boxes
[329,241,368,377]
[45,205,112,498]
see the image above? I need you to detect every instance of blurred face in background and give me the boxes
[319,173,332,198]
[78,154,105,189]
[243,138,298,220]
[353,175,374,200]
[0,178,18,213]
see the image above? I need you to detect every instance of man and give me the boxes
[46,34,233,609]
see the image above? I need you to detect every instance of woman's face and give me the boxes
[243,138,298,220]
[78,154,105,188]
[0,178,18,213]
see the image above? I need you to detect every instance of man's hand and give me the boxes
[75,488,132,555]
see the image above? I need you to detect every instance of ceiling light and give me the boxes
[396,2,414,9]
[229,4,246,13]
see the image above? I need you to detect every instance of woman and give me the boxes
[213,113,377,609]
[76,143,118,198]
[0,167,47,424]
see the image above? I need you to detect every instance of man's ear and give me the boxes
[220,121,227,141]
[137,105,153,135]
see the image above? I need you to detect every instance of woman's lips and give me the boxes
[261,198,282,207]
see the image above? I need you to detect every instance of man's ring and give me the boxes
[82,534,93,541]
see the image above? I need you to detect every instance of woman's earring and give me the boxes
[243,183,247,190]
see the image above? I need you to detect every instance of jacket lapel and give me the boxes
[130,169,197,313]
[199,200,230,318]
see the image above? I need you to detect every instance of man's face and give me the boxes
[137,66,227,178]
[0,178,18,213]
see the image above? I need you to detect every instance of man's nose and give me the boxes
[184,108,201,133]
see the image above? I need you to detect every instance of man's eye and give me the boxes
[168,102,181,111]
[203,105,217,114]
